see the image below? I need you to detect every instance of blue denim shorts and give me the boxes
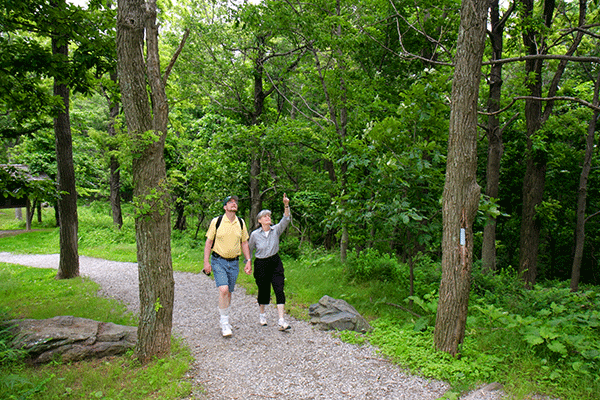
[211,255,239,293]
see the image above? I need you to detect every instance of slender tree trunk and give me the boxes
[571,70,600,292]
[434,0,487,356]
[247,43,272,229]
[517,0,581,287]
[107,71,123,229]
[481,0,509,273]
[174,199,186,230]
[518,0,547,287]
[250,154,262,230]
[25,198,32,231]
[52,20,80,280]
[117,0,174,363]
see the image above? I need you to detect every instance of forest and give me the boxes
[1,0,600,398]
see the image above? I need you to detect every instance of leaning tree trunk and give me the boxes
[434,0,487,357]
[117,0,174,363]
[571,70,600,292]
[52,21,80,280]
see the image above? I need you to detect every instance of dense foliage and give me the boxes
[2,0,600,395]
[2,0,599,285]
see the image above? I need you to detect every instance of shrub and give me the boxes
[345,248,402,283]
[410,253,442,296]
[279,235,301,259]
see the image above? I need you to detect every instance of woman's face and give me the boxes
[258,213,271,226]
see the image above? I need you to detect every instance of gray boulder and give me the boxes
[308,295,372,333]
[4,315,137,364]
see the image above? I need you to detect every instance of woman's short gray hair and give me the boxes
[257,209,272,222]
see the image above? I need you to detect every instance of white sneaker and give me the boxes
[221,323,232,337]
[278,319,291,331]
[259,314,267,326]
[220,315,232,337]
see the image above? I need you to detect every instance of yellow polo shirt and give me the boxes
[206,215,249,259]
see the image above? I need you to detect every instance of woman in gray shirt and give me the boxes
[248,193,292,330]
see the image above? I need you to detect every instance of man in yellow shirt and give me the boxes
[203,195,252,337]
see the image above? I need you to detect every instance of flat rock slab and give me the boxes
[4,315,137,364]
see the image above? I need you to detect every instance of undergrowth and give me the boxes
[2,201,599,399]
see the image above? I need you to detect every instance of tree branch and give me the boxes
[164,28,190,82]
[479,96,600,116]
[585,210,600,223]
[483,54,600,66]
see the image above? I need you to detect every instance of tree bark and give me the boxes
[481,0,510,273]
[571,70,600,292]
[517,0,548,287]
[434,0,487,356]
[518,0,585,287]
[25,198,32,231]
[52,16,80,280]
[117,0,174,363]
[107,71,123,229]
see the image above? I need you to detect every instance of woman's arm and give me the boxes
[283,193,290,218]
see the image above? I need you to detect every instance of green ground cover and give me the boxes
[1,203,598,399]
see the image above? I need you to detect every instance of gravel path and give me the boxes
[0,252,510,400]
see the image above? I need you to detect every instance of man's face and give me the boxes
[224,198,238,212]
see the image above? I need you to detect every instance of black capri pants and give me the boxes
[253,253,286,305]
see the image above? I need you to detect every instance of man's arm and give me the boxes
[203,238,213,274]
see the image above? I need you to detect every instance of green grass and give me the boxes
[2,202,599,400]
[0,206,194,400]
[1,341,193,400]
[0,264,134,324]
[0,262,193,400]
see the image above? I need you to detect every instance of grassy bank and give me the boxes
[1,203,599,400]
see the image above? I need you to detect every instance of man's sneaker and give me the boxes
[259,314,267,326]
[221,323,232,337]
[278,319,291,331]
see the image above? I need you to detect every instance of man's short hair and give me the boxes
[223,195,239,206]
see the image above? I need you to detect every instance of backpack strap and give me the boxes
[214,215,224,233]
[212,215,244,242]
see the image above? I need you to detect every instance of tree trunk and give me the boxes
[25,198,32,231]
[434,0,487,357]
[174,199,186,231]
[340,226,349,262]
[107,71,123,229]
[250,153,262,230]
[517,0,556,287]
[52,21,80,280]
[117,0,174,364]
[519,155,545,287]
[571,71,600,292]
[481,0,509,273]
